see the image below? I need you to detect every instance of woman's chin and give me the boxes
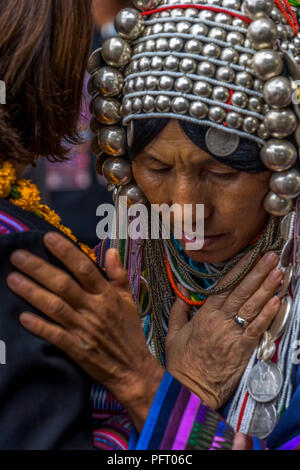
[178,236,238,264]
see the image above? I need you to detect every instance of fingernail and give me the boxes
[270,269,283,282]
[7,273,23,288]
[11,250,29,265]
[45,232,60,247]
[270,296,280,307]
[265,252,278,266]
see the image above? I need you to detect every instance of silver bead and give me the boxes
[264,109,297,138]
[263,191,293,216]
[270,7,282,24]
[143,95,156,112]
[179,58,197,73]
[199,10,215,22]
[119,183,147,206]
[144,39,156,52]
[203,43,221,58]
[221,48,239,63]
[177,21,191,34]
[87,48,103,75]
[243,116,259,133]
[169,37,184,51]
[151,56,163,70]
[184,39,203,54]
[244,0,273,19]
[190,23,208,36]
[98,127,126,157]
[159,75,174,91]
[156,38,169,51]
[121,98,132,117]
[131,0,162,11]
[209,27,227,41]
[135,77,145,91]
[257,123,269,139]
[175,76,193,93]
[270,169,300,199]
[197,62,216,77]
[260,140,297,171]
[152,23,163,34]
[102,37,131,68]
[92,67,124,98]
[235,71,254,88]
[232,17,247,28]
[238,53,252,67]
[194,81,212,97]
[190,101,209,119]
[216,66,235,83]
[215,13,232,25]
[252,50,283,81]
[131,60,139,73]
[114,8,144,40]
[170,8,184,18]
[138,57,151,71]
[247,17,277,50]
[172,97,189,114]
[132,97,143,113]
[212,86,230,102]
[156,95,171,112]
[102,156,133,186]
[93,96,121,125]
[227,31,244,45]
[249,96,262,112]
[126,79,135,93]
[263,77,292,108]
[226,112,243,128]
[164,56,179,71]
[222,0,241,10]
[185,8,198,17]
[253,78,263,91]
[231,91,248,108]
[132,43,144,55]
[209,106,226,123]
[164,22,176,33]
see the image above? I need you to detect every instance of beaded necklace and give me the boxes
[0,161,96,262]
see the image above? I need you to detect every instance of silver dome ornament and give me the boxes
[231,91,248,108]
[212,86,230,103]
[223,0,241,9]
[252,50,283,81]
[138,57,151,71]
[203,44,221,59]
[172,97,189,114]
[247,17,277,50]
[98,127,127,157]
[197,62,216,78]
[260,140,298,171]
[226,112,243,129]
[185,8,198,17]
[152,23,163,34]
[151,56,163,70]
[239,53,252,67]
[169,38,184,52]
[235,72,254,89]
[156,95,172,113]
[216,66,235,83]
[249,96,263,113]
[121,98,132,118]
[215,13,232,25]
[114,8,144,40]
[243,116,259,133]
[143,95,156,113]
[253,78,264,92]
[133,43,145,54]
[132,97,143,114]
[102,37,131,68]
[159,76,174,91]
[131,0,162,11]
[145,75,158,90]
[208,106,226,123]
[179,58,197,74]
[270,169,300,199]
[175,77,193,93]
[135,77,145,92]
[199,10,215,22]
[102,157,133,186]
[190,101,209,119]
[209,27,227,41]
[144,39,156,52]
[194,81,212,98]
[244,0,273,19]
[257,123,270,139]
[263,77,292,108]
[87,48,103,75]
[227,31,244,46]
[93,97,121,126]
[184,39,203,55]
[119,183,147,207]
[164,56,179,71]
[190,23,208,36]
[264,109,297,138]
[177,21,191,34]
[164,22,176,33]
[263,191,293,216]
[156,38,169,51]
[93,67,123,97]
[221,48,239,64]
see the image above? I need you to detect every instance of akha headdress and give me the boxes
[87,0,300,215]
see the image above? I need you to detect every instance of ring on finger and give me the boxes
[234,314,250,330]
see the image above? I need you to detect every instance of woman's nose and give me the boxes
[170,175,213,220]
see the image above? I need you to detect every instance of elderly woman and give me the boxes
[6,0,300,451]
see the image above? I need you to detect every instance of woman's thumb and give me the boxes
[105,248,129,288]
[167,285,191,346]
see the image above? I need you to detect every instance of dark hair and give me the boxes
[128,118,268,173]
[0,0,93,165]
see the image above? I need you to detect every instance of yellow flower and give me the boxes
[11,180,41,211]
[38,204,61,227]
[79,243,97,262]
[0,161,16,198]
[60,225,78,243]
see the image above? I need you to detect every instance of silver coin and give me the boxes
[205,128,240,157]
[277,265,293,299]
[269,294,293,341]
[247,361,283,403]
[249,403,277,440]
[280,212,295,241]
[280,238,293,268]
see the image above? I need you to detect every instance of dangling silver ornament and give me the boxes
[93,96,121,125]
[102,37,131,68]
[119,183,147,206]
[247,17,277,50]
[263,191,293,216]
[102,156,133,186]
[269,295,293,340]
[114,8,144,40]
[252,50,283,81]
[93,67,123,97]
[131,0,162,11]
[98,127,127,157]
[263,77,292,108]
[244,0,273,19]
[270,169,300,199]
[264,109,297,138]
[260,140,297,171]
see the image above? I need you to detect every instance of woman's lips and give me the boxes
[181,232,225,249]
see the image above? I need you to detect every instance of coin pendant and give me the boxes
[247,361,283,403]
[205,128,240,157]
[249,403,277,440]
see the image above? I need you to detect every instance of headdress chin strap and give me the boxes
[87,0,300,215]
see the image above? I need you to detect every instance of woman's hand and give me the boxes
[7,232,164,432]
[166,250,283,410]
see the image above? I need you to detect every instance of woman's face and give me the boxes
[132,120,271,263]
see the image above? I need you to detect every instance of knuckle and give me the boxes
[78,259,95,277]
[47,296,65,317]
[238,301,257,320]
[55,275,73,295]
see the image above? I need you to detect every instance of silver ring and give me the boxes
[234,315,249,330]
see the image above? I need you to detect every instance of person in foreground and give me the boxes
[4,0,300,451]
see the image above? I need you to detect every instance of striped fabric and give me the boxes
[0,211,29,234]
